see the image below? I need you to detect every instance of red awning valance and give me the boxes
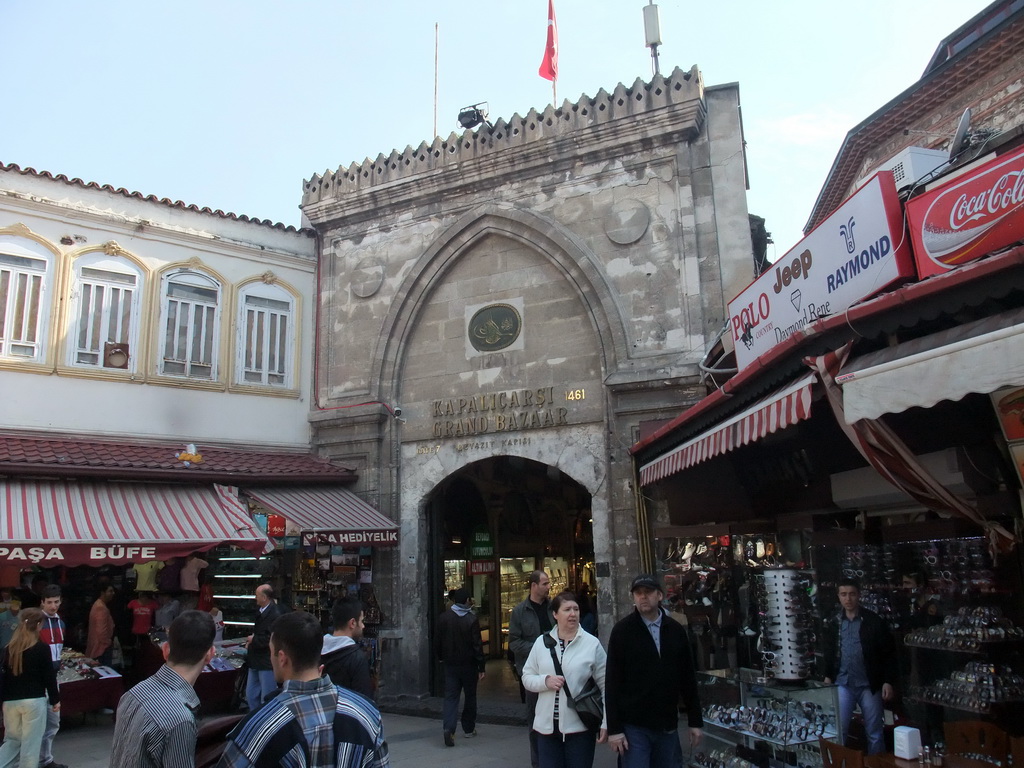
[639,373,815,485]
[0,481,272,566]
[245,486,399,547]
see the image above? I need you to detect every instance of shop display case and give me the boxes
[696,668,841,768]
[209,548,276,639]
[444,559,467,596]
[499,558,532,652]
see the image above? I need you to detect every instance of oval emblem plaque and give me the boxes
[468,303,522,352]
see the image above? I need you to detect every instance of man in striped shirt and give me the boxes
[111,609,217,767]
[218,611,390,768]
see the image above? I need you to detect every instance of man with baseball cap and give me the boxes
[605,574,704,768]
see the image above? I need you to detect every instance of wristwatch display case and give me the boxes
[696,668,842,768]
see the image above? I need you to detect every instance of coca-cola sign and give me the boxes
[908,144,1024,278]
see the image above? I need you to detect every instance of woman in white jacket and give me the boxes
[522,590,608,768]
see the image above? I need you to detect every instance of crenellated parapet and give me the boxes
[301,65,705,211]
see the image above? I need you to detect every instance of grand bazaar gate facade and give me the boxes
[302,67,757,698]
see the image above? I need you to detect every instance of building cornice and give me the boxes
[302,66,707,227]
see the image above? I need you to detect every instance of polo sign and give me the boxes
[727,172,913,370]
[907,144,1024,278]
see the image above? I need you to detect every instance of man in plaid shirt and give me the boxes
[218,611,389,768]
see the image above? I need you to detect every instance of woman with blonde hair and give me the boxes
[0,607,60,768]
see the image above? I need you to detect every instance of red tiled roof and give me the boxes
[0,433,355,485]
[0,162,312,235]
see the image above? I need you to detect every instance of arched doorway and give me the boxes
[427,456,594,696]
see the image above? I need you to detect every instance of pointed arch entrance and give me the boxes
[426,455,595,696]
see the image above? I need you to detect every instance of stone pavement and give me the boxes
[54,710,622,768]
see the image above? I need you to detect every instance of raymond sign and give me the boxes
[728,172,913,370]
[907,144,1024,278]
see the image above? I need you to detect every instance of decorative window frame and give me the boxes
[0,224,60,372]
[230,272,302,397]
[61,242,148,378]
[156,264,224,383]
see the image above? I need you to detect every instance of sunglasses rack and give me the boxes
[758,569,816,682]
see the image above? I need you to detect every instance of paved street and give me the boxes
[56,711,622,768]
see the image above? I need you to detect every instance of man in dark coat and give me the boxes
[508,569,552,768]
[821,579,897,755]
[322,596,374,699]
[245,583,282,710]
[605,574,703,768]
[435,587,485,747]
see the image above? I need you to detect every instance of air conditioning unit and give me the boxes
[856,146,949,191]
[830,448,972,511]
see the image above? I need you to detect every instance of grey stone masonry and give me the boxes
[302,64,754,699]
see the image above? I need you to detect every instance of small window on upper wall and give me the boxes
[0,237,54,362]
[68,253,143,371]
[238,282,294,388]
[159,269,221,380]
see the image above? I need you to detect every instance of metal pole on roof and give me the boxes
[643,1,662,77]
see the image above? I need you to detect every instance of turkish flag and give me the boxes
[538,0,558,82]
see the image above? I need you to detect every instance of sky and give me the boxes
[1,0,995,259]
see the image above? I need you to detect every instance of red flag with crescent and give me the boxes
[539,0,558,82]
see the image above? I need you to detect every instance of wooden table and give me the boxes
[59,674,126,717]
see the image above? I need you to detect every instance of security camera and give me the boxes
[393,406,402,418]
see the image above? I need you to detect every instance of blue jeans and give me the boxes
[536,722,597,768]
[442,663,479,735]
[620,723,682,768]
[0,697,49,768]
[38,705,60,765]
[245,668,278,711]
[839,684,885,755]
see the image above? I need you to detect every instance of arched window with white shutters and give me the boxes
[159,268,222,379]
[0,235,55,362]
[237,281,295,388]
[67,252,143,371]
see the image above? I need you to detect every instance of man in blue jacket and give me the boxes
[605,574,703,768]
[821,579,897,755]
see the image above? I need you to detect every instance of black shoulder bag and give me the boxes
[542,634,603,731]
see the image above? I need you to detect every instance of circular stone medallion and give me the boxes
[351,256,385,298]
[468,303,522,352]
[604,199,651,245]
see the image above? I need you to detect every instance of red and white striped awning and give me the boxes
[639,373,816,485]
[0,480,272,566]
[245,486,399,547]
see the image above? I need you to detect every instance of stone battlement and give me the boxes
[302,65,704,207]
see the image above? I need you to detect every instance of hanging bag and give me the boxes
[542,634,603,732]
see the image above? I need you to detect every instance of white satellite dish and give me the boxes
[948,107,972,162]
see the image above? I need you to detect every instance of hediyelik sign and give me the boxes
[727,172,914,371]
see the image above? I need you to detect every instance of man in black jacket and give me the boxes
[435,587,485,747]
[821,579,897,755]
[606,574,703,768]
[245,583,282,710]
[322,596,374,699]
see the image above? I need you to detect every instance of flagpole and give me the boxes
[433,23,439,138]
